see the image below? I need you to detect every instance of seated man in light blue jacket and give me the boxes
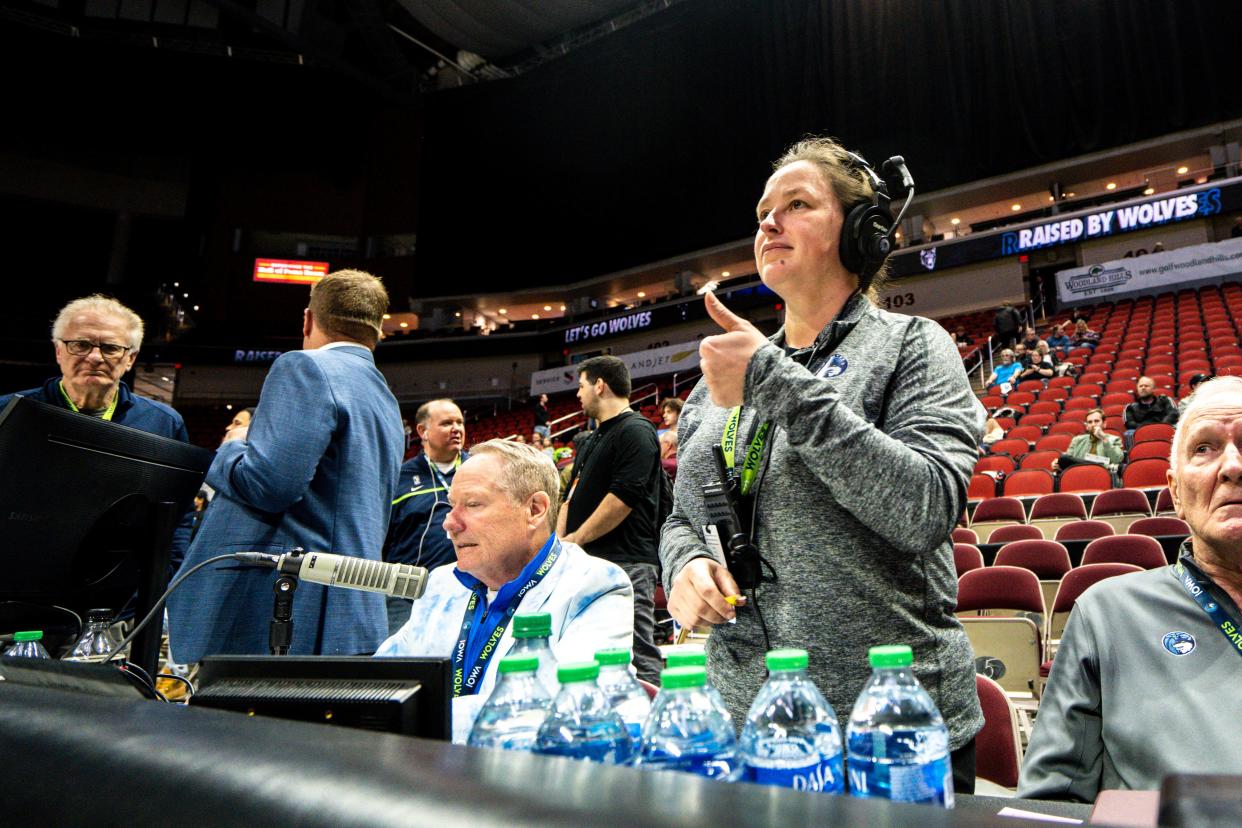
[376,439,634,742]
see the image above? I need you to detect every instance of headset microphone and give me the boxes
[839,151,916,293]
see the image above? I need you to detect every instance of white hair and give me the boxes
[51,295,144,351]
[1170,376,1242,475]
[467,439,562,531]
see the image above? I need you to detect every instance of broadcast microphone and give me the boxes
[233,549,429,600]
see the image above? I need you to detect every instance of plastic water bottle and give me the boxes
[664,649,728,707]
[509,612,558,693]
[595,648,651,752]
[64,608,118,663]
[739,648,845,794]
[847,645,953,807]
[534,661,631,764]
[633,665,738,779]
[4,630,51,659]
[467,654,552,751]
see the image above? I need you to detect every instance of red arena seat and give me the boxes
[990,438,1030,458]
[1054,520,1115,542]
[953,527,979,545]
[972,497,1027,525]
[994,539,1072,579]
[1127,516,1191,538]
[1058,464,1113,494]
[954,543,986,576]
[1132,423,1175,444]
[1029,493,1087,521]
[1128,441,1171,461]
[974,674,1022,789]
[1122,458,1171,489]
[988,524,1044,544]
[969,473,998,501]
[1019,450,1060,471]
[1004,469,1055,498]
[1090,488,1151,519]
[1034,434,1072,453]
[1081,535,1168,569]
[976,455,1016,476]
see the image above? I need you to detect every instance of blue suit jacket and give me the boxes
[167,344,403,662]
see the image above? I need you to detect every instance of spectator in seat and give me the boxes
[533,393,550,439]
[1072,319,1100,350]
[1125,376,1178,441]
[981,416,1005,452]
[1050,408,1124,473]
[1020,376,1242,800]
[1017,342,1055,383]
[1045,324,1072,356]
[659,397,684,434]
[1020,325,1040,352]
[1178,373,1211,417]
[954,327,971,349]
[986,349,1022,390]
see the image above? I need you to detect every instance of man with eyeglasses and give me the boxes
[0,294,193,562]
[0,294,188,439]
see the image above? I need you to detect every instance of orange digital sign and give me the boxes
[253,258,330,284]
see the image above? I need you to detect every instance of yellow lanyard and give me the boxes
[58,381,118,421]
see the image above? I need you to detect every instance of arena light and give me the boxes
[1177,165,1189,175]
[498,308,507,315]
[1144,187,1155,195]
[399,322,408,328]
[950,218,960,226]
[637,291,646,298]
[382,314,391,319]
[1105,182,1117,191]
[721,270,730,278]
[1011,203,1022,212]
[531,314,540,319]
[543,305,552,311]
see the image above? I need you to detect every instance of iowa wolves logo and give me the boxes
[920,247,937,271]
[1162,631,1196,655]
[823,354,848,378]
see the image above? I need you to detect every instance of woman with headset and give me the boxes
[659,136,984,792]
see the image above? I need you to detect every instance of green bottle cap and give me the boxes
[868,645,914,669]
[512,612,552,639]
[665,651,707,668]
[766,648,809,672]
[594,648,631,666]
[661,666,708,690]
[498,654,540,674]
[12,631,43,642]
[557,661,601,683]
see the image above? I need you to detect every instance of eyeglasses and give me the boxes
[59,339,132,360]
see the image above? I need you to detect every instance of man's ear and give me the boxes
[303,308,314,339]
[1167,469,1184,519]
[528,491,551,528]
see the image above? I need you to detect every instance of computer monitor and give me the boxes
[192,656,453,741]
[0,396,214,677]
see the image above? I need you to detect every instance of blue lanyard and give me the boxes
[1173,555,1242,660]
[452,535,560,697]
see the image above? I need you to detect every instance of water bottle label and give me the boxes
[750,757,845,793]
[626,722,642,742]
[847,756,951,806]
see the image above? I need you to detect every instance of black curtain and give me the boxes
[415,0,1242,294]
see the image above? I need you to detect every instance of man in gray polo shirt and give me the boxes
[1020,376,1242,801]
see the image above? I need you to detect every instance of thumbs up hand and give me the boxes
[698,292,769,408]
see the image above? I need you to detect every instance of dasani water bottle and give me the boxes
[847,644,953,807]
[595,648,651,753]
[534,661,631,764]
[633,665,738,779]
[739,648,844,793]
[467,654,552,751]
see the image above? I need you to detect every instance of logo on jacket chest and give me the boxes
[1162,631,1196,656]
[410,475,421,489]
[822,353,848,378]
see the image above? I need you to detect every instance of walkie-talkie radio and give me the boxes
[704,445,763,591]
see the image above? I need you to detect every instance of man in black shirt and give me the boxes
[558,355,663,683]
[1124,375,1178,440]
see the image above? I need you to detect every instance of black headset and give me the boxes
[837,152,915,293]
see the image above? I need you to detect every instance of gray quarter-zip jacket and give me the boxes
[660,295,985,749]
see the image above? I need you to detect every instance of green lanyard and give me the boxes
[58,381,118,421]
[722,407,771,497]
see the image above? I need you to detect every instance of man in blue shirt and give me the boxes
[0,295,192,562]
[378,439,633,742]
[382,398,467,634]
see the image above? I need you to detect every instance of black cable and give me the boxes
[119,660,168,702]
[105,553,241,665]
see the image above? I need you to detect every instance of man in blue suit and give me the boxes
[168,269,404,662]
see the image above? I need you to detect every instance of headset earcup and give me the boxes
[838,201,871,276]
